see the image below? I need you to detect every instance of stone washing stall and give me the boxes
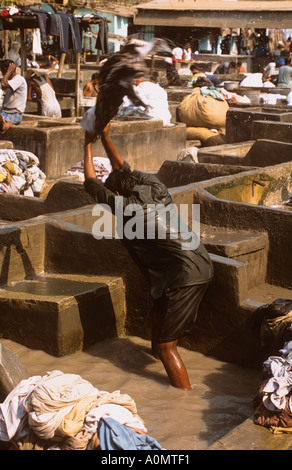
[226,107,292,143]
[0,118,186,178]
[197,139,292,167]
[0,158,291,369]
[174,161,291,366]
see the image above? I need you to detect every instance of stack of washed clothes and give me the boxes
[254,339,292,433]
[0,370,163,450]
[0,149,46,197]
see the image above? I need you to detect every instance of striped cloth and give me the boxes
[0,110,23,124]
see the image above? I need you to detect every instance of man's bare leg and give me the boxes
[156,340,192,390]
[151,309,192,390]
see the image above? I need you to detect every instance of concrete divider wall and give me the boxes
[251,121,292,143]
[44,221,153,339]
[226,108,292,143]
[0,119,186,178]
[183,172,292,289]
[198,139,292,168]
[0,221,45,286]
[156,160,256,188]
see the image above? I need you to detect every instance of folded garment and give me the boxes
[97,417,163,450]
[84,403,147,434]
[23,370,99,441]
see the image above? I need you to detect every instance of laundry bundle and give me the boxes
[0,370,163,450]
[0,149,46,197]
[65,157,111,183]
[118,81,172,127]
[253,340,292,433]
[177,86,229,147]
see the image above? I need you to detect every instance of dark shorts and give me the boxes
[153,283,209,344]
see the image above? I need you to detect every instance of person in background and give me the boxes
[8,41,21,67]
[83,72,99,97]
[263,60,279,85]
[236,62,245,73]
[183,43,192,61]
[172,46,183,60]
[277,56,292,88]
[285,37,292,53]
[274,41,285,57]
[0,59,27,126]
[188,63,222,88]
[214,61,234,75]
[38,49,59,70]
[27,71,61,118]
[164,58,182,87]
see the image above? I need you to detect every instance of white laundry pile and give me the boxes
[259,93,287,105]
[0,149,46,196]
[65,157,111,183]
[220,88,251,104]
[118,81,172,126]
[0,370,148,450]
[239,73,264,87]
[254,340,292,433]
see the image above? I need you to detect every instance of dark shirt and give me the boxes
[84,162,213,299]
[166,66,182,86]
[206,74,222,86]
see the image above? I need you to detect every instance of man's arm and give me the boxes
[1,62,16,89]
[84,123,124,182]
[84,132,97,180]
[100,124,124,170]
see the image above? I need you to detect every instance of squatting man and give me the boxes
[83,124,213,390]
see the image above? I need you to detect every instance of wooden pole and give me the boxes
[83,32,87,64]
[57,52,66,78]
[20,28,27,77]
[4,30,9,59]
[150,55,155,75]
[75,52,81,117]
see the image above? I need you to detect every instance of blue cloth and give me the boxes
[97,417,163,450]
[0,110,22,124]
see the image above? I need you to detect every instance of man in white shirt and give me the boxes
[172,46,183,60]
[0,59,27,127]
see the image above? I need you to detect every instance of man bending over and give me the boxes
[83,125,213,390]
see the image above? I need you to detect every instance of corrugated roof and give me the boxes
[136,0,292,12]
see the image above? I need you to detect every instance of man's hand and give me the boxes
[84,130,98,146]
[8,62,16,73]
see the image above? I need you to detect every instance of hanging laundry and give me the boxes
[48,13,61,37]
[57,13,82,54]
[95,17,109,54]
[68,14,82,54]
[31,10,48,42]
[32,29,42,56]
